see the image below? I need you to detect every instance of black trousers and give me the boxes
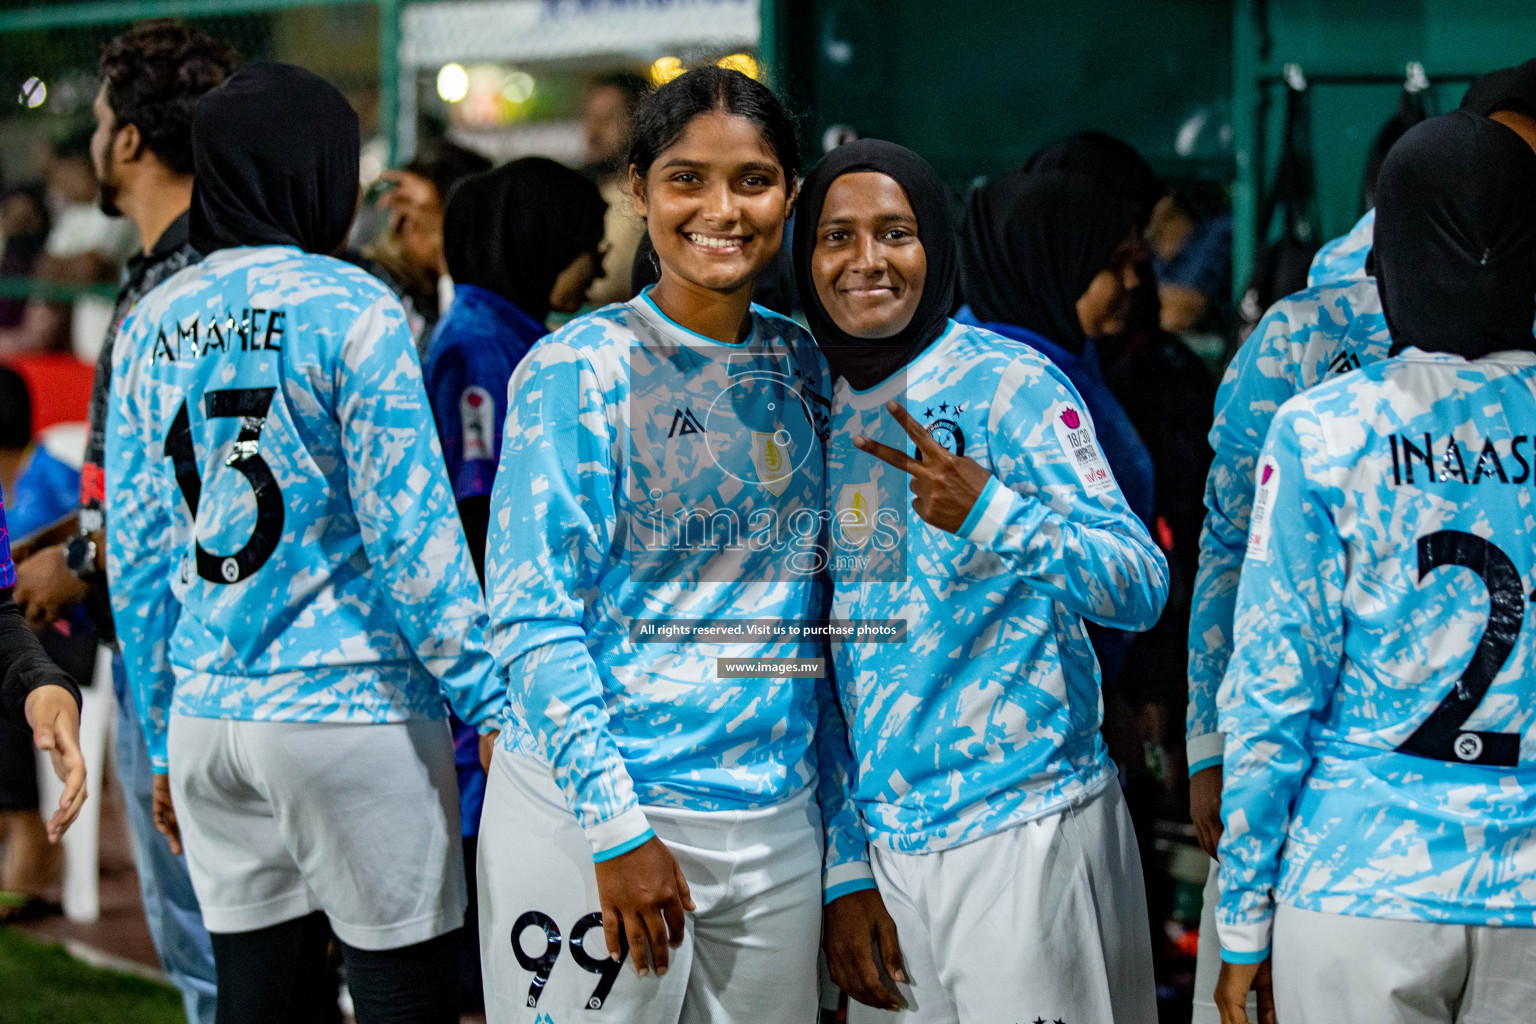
[210,911,459,1024]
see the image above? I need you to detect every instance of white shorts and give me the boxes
[848,782,1157,1024]
[477,751,822,1024]
[168,714,465,950]
[1193,860,1257,1024]
[1272,903,1536,1024]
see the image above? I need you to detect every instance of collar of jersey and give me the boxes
[1394,345,1536,367]
[635,285,761,348]
[837,319,964,411]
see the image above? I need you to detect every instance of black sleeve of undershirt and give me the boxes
[0,591,83,727]
[457,496,490,589]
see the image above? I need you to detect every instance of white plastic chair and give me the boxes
[36,641,117,923]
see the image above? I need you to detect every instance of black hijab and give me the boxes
[1460,59,1536,118]
[1376,110,1536,359]
[958,170,1138,354]
[190,63,359,256]
[791,139,957,390]
[443,157,607,323]
[1023,131,1164,228]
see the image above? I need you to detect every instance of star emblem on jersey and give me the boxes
[921,401,965,456]
[668,406,705,437]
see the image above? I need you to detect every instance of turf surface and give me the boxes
[0,926,183,1024]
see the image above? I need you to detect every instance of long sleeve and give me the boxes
[1215,396,1344,962]
[335,296,501,727]
[483,339,649,860]
[816,661,873,903]
[1186,303,1305,772]
[956,360,1168,632]
[105,307,182,772]
[0,597,82,726]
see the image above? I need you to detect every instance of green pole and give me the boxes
[378,0,402,165]
[759,0,779,87]
[1230,0,1259,305]
[0,0,367,33]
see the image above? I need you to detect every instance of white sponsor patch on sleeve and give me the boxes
[1246,455,1280,562]
[1049,405,1116,496]
[459,385,495,462]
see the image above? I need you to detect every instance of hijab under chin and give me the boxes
[443,157,607,324]
[958,170,1137,355]
[1374,110,1536,359]
[190,63,360,256]
[791,139,957,391]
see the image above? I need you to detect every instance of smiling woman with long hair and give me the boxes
[476,66,849,1024]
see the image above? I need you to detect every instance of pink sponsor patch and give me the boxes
[1060,408,1080,430]
[1261,464,1273,485]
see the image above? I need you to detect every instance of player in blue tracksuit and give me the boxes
[1214,111,1536,1024]
[475,68,841,1024]
[795,141,1166,1024]
[106,65,498,1023]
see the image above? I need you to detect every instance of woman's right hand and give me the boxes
[593,835,695,977]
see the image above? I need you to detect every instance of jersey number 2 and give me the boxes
[162,387,284,585]
[1398,530,1523,766]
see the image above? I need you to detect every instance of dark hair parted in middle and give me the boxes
[627,66,799,183]
[99,18,241,176]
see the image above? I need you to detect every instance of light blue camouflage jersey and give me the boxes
[1186,279,1390,774]
[107,246,501,771]
[1217,349,1536,961]
[1306,208,1375,288]
[820,321,1167,897]
[483,290,852,864]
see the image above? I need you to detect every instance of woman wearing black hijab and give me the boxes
[424,157,607,576]
[1212,110,1536,1024]
[105,63,502,1024]
[796,139,1165,1023]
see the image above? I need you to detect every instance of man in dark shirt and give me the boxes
[10,22,237,1024]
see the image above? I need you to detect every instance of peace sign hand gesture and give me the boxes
[854,401,994,535]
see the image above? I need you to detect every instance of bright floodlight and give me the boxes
[502,70,535,104]
[437,63,469,103]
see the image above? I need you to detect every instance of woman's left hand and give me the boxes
[854,400,993,534]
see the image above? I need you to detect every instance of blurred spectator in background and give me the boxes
[1148,182,1232,335]
[581,70,649,306]
[0,128,140,359]
[0,186,50,331]
[367,139,491,353]
[0,366,78,924]
[421,157,605,1011]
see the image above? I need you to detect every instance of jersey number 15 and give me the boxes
[162,387,284,585]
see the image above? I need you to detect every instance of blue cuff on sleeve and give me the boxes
[1221,946,1270,965]
[958,477,1002,539]
[592,827,655,863]
[824,878,879,905]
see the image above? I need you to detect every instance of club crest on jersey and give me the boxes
[920,401,965,454]
[836,481,879,548]
[751,430,792,495]
[1049,405,1115,496]
[460,386,495,462]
